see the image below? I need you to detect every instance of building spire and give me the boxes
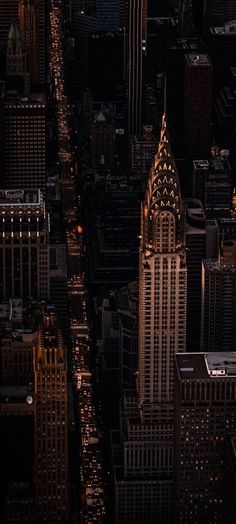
[141,113,185,253]
[145,114,182,220]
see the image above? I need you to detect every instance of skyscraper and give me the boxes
[19,0,46,87]
[185,199,206,352]
[0,189,50,302]
[114,114,187,523]
[184,52,212,158]
[193,156,231,214]
[138,113,187,407]
[34,306,69,521]
[201,240,236,352]
[4,94,46,194]
[6,21,29,94]
[125,0,147,136]
[174,352,236,524]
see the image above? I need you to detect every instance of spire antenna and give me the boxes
[163,73,167,114]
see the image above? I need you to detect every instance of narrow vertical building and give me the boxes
[138,113,187,408]
[34,306,69,521]
[114,114,187,524]
[184,53,212,158]
[185,199,206,352]
[201,240,236,352]
[6,21,29,94]
[125,0,147,136]
[19,0,46,88]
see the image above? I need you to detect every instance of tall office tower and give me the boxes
[6,21,29,94]
[74,11,97,94]
[4,94,46,194]
[114,114,187,524]
[204,0,236,28]
[96,0,119,30]
[201,240,236,352]
[19,0,46,87]
[174,352,236,524]
[34,306,69,521]
[138,112,187,406]
[166,40,203,158]
[0,189,50,302]
[0,0,19,48]
[185,199,206,352]
[125,0,147,136]
[184,52,212,158]
[193,156,231,214]
[179,0,194,36]
[19,0,38,85]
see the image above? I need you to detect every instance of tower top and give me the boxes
[145,113,182,220]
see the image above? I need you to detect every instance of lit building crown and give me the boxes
[143,113,184,252]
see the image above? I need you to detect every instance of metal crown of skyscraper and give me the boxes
[142,113,184,252]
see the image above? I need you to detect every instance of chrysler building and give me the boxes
[114,114,187,524]
[138,112,187,411]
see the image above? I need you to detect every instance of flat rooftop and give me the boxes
[193,157,231,171]
[0,189,43,206]
[211,21,236,35]
[0,299,23,320]
[186,53,212,67]
[176,352,236,380]
[5,93,46,106]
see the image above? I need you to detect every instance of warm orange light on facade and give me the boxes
[76,225,83,234]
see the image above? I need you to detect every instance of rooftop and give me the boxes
[5,93,46,106]
[211,21,236,35]
[193,157,231,172]
[0,299,23,320]
[176,352,236,380]
[0,189,44,206]
[186,53,212,67]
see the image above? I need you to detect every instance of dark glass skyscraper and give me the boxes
[125,0,147,136]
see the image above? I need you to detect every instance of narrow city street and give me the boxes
[48,2,106,522]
